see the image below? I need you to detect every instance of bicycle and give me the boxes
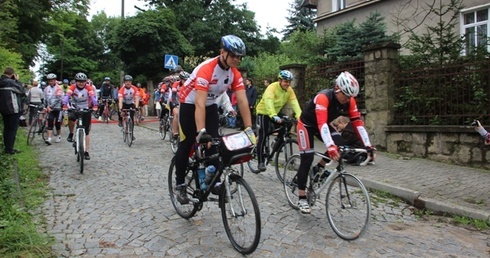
[159,104,171,140]
[40,108,61,141]
[27,104,46,145]
[168,129,259,254]
[134,107,143,126]
[100,98,112,123]
[70,108,92,174]
[282,146,371,240]
[121,108,135,147]
[247,116,298,182]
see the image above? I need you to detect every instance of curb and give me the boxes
[360,178,490,223]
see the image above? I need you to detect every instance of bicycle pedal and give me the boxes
[189,198,200,204]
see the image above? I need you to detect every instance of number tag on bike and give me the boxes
[221,131,254,165]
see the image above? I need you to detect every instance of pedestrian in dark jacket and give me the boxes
[0,67,25,154]
[241,78,258,129]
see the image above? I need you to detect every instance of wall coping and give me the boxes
[386,125,475,133]
[362,42,401,52]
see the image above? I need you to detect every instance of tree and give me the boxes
[110,9,193,81]
[283,0,316,40]
[42,10,103,80]
[143,0,262,57]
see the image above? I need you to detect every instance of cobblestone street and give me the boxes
[36,121,489,257]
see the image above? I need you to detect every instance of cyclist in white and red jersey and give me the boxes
[118,75,140,131]
[62,72,98,160]
[44,73,64,145]
[167,71,189,139]
[174,35,253,204]
[294,71,375,214]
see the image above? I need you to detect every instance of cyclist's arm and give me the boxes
[218,92,233,113]
[347,99,372,147]
[315,94,335,148]
[288,88,302,119]
[118,87,124,109]
[262,84,277,117]
[195,89,207,132]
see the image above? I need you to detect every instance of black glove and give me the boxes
[198,133,213,144]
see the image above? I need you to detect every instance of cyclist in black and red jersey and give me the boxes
[294,71,375,214]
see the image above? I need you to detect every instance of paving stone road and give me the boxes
[35,120,490,257]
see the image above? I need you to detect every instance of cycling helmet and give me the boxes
[221,35,246,56]
[136,83,142,87]
[41,81,47,87]
[278,70,294,81]
[74,72,87,81]
[124,75,133,81]
[104,77,111,81]
[46,73,57,80]
[63,79,69,84]
[179,71,190,81]
[336,71,359,97]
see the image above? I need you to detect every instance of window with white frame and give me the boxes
[332,0,346,12]
[462,8,489,54]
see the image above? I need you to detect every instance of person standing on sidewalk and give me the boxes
[0,67,25,154]
[244,78,258,129]
[255,70,302,172]
[26,80,44,126]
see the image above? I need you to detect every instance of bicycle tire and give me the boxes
[168,158,199,219]
[283,154,301,210]
[122,121,127,142]
[27,119,38,145]
[78,130,84,174]
[161,115,168,140]
[103,106,110,123]
[170,135,179,154]
[127,118,134,147]
[220,176,261,254]
[326,173,370,240]
[274,139,298,183]
[41,125,48,141]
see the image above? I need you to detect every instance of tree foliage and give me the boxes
[283,0,316,40]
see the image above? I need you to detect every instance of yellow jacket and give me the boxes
[255,82,302,119]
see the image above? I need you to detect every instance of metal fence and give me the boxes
[301,59,365,111]
[395,59,490,125]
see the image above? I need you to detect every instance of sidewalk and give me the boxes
[141,119,490,222]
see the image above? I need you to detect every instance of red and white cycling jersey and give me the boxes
[178,57,245,106]
[118,85,140,105]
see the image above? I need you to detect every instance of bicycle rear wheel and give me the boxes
[167,157,199,219]
[41,124,48,141]
[220,176,261,254]
[170,135,179,154]
[326,173,370,240]
[122,121,127,142]
[78,131,84,174]
[27,119,38,145]
[159,116,168,140]
[283,154,301,210]
[275,139,298,183]
[127,118,134,147]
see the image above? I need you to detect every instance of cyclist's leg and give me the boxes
[256,114,270,166]
[54,110,62,139]
[45,111,57,144]
[174,103,196,204]
[172,105,179,137]
[82,112,92,159]
[66,111,77,142]
[296,120,316,214]
[98,101,104,117]
[204,105,221,190]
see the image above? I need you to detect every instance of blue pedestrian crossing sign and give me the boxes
[164,54,179,69]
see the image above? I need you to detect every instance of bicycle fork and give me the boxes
[223,171,246,217]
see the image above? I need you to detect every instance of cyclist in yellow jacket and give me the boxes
[255,70,302,172]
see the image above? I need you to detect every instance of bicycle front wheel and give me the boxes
[326,173,370,240]
[275,139,298,183]
[283,154,301,210]
[78,131,85,174]
[159,119,166,140]
[27,119,38,145]
[167,157,198,219]
[220,176,261,254]
[127,118,134,147]
[170,135,179,154]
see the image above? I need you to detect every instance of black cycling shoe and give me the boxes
[84,152,90,160]
[176,184,189,204]
[67,133,73,142]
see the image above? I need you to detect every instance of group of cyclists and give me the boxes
[25,34,376,216]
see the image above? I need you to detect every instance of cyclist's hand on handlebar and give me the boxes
[272,115,282,123]
[228,110,237,117]
[327,145,340,161]
[197,133,213,149]
[244,126,256,145]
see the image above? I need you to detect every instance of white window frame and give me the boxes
[460,4,490,55]
[332,0,346,12]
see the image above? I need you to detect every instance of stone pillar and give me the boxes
[362,42,400,149]
[279,64,307,118]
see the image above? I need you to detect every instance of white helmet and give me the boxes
[336,71,359,97]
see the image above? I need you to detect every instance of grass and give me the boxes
[0,120,55,257]
[453,215,490,230]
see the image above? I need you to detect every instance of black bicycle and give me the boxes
[121,108,135,147]
[247,116,298,182]
[27,104,46,145]
[168,129,260,254]
[283,146,371,240]
[70,108,92,174]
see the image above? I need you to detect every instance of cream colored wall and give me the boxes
[314,0,489,54]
